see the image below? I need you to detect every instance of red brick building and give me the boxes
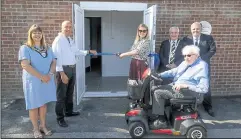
[1,0,241,97]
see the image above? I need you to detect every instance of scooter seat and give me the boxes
[170,97,196,105]
[170,89,204,105]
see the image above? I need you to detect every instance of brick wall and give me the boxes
[1,0,241,97]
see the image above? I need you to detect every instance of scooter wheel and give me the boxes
[186,126,207,139]
[129,122,146,138]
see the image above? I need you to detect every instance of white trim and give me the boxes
[80,1,147,11]
[84,91,128,98]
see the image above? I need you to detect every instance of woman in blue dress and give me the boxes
[18,24,57,138]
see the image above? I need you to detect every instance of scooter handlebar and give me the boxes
[150,73,163,82]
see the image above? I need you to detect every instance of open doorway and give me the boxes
[85,17,102,76]
[74,2,156,101]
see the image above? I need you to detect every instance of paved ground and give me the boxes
[1,97,241,138]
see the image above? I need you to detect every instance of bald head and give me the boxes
[61,20,72,36]
[191,22,201,37]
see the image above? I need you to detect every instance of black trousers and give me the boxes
[55,66,76,121]
[152,84,197,116]
[202,68,212,110]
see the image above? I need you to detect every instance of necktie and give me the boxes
[66,37,70,43]
[195,38,198,46]
[169,41,176,64]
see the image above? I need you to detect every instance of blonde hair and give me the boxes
[25,24,47,48]
[134,24,149,45]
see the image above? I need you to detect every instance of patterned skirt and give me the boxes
[129,58,148,80]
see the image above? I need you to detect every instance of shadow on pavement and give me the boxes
[1,97,241,137]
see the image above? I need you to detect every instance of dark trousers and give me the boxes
[55,66,76,121]
[202,69,212,110]
[152,84,196,115]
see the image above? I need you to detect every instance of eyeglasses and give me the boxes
[32,32,42,35]
[139,30,147,33]
[183,54,194,58]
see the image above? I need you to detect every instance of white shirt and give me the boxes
[52,33,88,72]
[193,36,200,45]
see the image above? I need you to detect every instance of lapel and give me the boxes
[198,34,204,47]
[166,40,171,56]
[175,39,182,52]
[186,35,193,44]
[176,39,180,48]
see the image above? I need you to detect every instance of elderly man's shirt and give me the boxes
[159,57,209,93]
[52,33,88,72]
[130,39,150,61]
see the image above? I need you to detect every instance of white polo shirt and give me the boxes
[52,33,88,72]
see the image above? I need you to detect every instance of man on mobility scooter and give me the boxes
[126,45,209,138]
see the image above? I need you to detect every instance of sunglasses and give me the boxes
[32,32,42,35]
[183,54,194,58]
[139,30,147,33]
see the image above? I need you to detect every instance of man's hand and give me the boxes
[173,84,188,92]
[166,64,177,69]
[89,50,97,55]
[60,72,69,84]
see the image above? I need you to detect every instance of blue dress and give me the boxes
[18,45,57,110]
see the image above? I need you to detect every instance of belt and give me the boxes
[63,65,76,68]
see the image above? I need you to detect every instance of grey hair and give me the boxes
[182,45,200,56]
[169,26,179,32]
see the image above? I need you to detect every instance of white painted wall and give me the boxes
[85,11,142,77]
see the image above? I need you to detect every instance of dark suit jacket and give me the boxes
[182,33,216,65]
[158,39,184,72]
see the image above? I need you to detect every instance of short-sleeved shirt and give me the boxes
[130,39,150,61]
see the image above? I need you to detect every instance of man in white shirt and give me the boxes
[52,20,97,127]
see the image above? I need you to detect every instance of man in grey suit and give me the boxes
[182,22,216,117]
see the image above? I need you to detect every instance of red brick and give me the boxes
[1,0,241,96]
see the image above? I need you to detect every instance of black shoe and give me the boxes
[65,111,80,117]
[57,119,68,127]
[206,108,215,117]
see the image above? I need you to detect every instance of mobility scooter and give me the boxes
[125,69,207,138]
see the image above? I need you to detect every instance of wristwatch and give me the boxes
[49,72,54,76]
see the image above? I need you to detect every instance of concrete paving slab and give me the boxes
[1,97,241,138]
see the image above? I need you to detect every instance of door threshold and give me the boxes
[83,91,128,98]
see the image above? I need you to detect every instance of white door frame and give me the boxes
[78,2,157,98]
[80,1,147,11]
[80,1,148,78]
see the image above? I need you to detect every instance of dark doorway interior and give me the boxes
[86,17,101,76]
